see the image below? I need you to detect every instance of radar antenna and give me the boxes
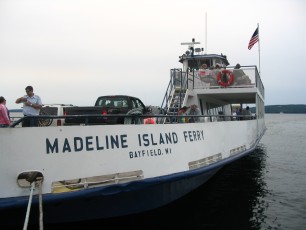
[181,38,202,56]
[181,38,200,50]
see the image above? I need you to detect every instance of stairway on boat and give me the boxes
[164,88,187,123]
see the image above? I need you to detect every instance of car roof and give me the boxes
[43,104,74,107]
[96,95,140,100]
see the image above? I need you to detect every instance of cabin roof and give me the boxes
[179,53,230,66]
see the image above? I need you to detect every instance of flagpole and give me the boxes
[257,23,261,75]
[205,11,207,54]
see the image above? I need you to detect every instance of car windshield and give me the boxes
[96,97,129,108]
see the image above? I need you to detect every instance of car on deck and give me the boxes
[39,104,74,126]
[64,95,150,125]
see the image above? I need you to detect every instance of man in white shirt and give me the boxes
[16,86,43,127]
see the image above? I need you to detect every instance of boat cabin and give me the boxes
[160,38,265,123]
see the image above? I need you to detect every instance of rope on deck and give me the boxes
[23,182,35,230]
[21,173,44,230]
[38,179,44,230]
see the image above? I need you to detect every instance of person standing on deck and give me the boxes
[245,106,252,120]
[15,86,43,127]
[0,96,11,127]
[178,106,189,123]
[187,104,201,123]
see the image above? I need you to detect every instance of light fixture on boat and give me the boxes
[195,48,202,53]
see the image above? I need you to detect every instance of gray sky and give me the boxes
[1,0,305,109]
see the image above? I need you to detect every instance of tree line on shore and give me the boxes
[250,104,306,114]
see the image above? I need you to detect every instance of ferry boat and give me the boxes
[0,39,266,226]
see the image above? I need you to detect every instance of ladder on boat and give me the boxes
[159,69,189,124]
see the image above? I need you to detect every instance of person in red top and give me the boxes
[0,96,11,127]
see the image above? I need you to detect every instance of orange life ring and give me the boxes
[217,70,234,87]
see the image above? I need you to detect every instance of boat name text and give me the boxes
[45,130,204,154]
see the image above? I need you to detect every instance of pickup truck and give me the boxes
[39,104,75,126]
[64,95,150,125]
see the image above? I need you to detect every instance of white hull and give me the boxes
[0,118,265,224]
[0,120,263,197]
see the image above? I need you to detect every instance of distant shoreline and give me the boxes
[252,104,306,114]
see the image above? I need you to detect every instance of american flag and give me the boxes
[248,27,259,50]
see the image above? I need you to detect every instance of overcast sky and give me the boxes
[1,0,305,109]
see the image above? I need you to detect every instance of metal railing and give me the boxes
[8,113,257,127]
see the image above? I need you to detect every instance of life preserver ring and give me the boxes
[217,70,234,87]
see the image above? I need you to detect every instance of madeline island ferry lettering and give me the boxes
[183,130,204,142]
[45,130,204,154]
[137,132,178,146]
[46,134,128,154]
